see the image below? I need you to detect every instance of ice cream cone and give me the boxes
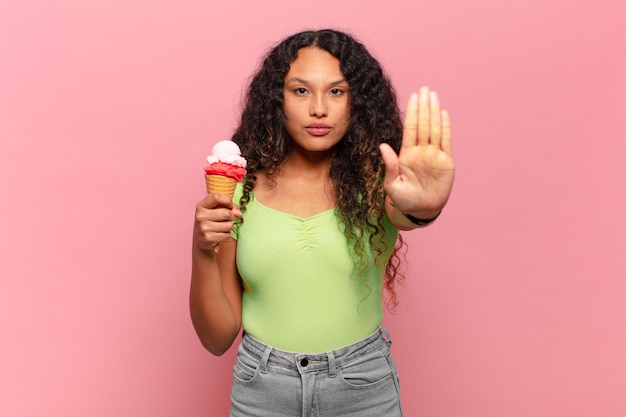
[205,174,237,198]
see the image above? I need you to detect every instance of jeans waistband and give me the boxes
[240,327,392,376]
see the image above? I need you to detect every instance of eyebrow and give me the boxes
[285,77,348,86]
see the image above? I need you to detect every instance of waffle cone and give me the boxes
[205,174,237,198]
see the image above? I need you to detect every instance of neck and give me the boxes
[281,149,333,180]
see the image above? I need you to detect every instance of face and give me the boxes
[283,47,350,156]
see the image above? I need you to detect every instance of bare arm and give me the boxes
[189,194,243,356]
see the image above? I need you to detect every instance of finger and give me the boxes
[196,211,236,238]
[441,110,452,155]
[401,93,419,149]
[197,206,237,223]
[429,91,442,148]
[197,230,231,253]
[379,143,400,184]
[199,219,234,235]
[194,219,234,252]
[214,207,239,222]
[417,86,430,146]
[199,193,235,210]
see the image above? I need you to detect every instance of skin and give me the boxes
[190,47,455,355]
[283,47,351,157]
[380,87,455,230]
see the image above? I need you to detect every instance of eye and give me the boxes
[294,87,308,95]
[330,88,345,96]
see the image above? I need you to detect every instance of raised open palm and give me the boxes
[380,86,455,218]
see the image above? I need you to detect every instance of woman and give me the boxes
[190,29,454,416]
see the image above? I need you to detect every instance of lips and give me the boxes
[305,124,332,136]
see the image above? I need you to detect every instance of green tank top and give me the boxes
[231,183,398,352]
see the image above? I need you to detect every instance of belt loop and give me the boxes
[327,351,337,378]
[381,327,392,347]
[259,345,272,374]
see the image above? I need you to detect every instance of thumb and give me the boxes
[379,143,400,182]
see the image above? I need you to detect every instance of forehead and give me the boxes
[286,47,345,82]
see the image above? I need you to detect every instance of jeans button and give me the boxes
[300,358,308,367]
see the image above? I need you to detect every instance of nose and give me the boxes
[309,94,328,118]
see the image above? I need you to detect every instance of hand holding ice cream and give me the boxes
[201,140,247,253]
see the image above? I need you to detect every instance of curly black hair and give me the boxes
[232,29,406,307]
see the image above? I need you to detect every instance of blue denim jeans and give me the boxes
[230,328,403,417]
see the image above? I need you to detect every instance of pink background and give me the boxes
[1,0,625,416]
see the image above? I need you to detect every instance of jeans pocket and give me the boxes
[232,347,260,384]
[338,349,393,389]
